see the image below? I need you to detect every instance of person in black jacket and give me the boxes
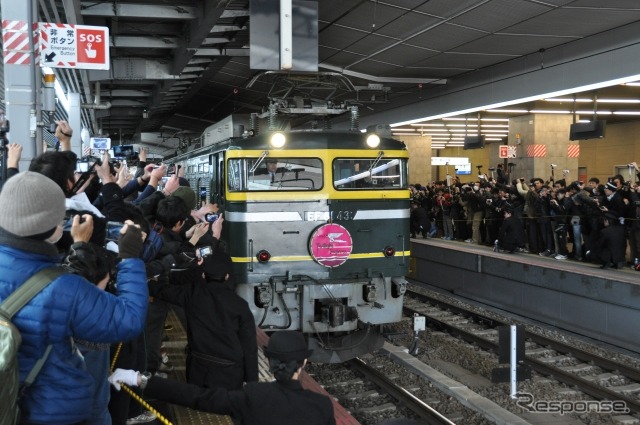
[496,204,524,253]
[109,331,336,425]
[410,200,429,238]
[148,248,258,390]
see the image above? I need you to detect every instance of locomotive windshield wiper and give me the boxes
[334,154,400,186]
[249,151,269,173]
[367,151,384,175]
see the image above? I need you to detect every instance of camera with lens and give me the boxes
[204,212,218,223]
[197,245,213,258]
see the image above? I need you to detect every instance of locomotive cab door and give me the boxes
[210,151,226,207]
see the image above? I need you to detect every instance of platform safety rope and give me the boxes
[111,342,174,425]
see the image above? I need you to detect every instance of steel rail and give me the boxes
[348,357,457,425]
[405,289,640,414]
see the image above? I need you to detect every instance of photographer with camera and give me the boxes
[28,148,130,252]
[461,182,484,244]
[146,224,258,391]
[0,172,148,424]
[550,188,570,260]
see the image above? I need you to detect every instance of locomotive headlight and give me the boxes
[257,250,271,263]
[366,134,380,148]
[384,246,396,257]
[270,132,286,148]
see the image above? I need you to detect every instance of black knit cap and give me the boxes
[264,331,313,362]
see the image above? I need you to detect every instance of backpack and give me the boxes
[0,268,63,425]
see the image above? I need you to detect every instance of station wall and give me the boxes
[416,116,640,185]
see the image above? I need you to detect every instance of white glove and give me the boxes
[108,368,139,391]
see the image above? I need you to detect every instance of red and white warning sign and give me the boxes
[39,23,109,70]
[2,20,33,65]
[499,145,517,159]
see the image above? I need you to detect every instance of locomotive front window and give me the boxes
[227,158,323,191]
[333,158,408,190]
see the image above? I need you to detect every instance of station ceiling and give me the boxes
[31,0,640,155]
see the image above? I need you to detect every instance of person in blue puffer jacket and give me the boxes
[0,171,148,425]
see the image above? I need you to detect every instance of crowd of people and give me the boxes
[0,121,333,425]
[410,163,640,270]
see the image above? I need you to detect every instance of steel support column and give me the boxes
[67,93,82,155]
[2,0,39,171]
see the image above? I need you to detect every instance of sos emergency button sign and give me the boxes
[39,23,109,70]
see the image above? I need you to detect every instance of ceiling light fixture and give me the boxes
[528,109,570,114]
[544,97,592,102]
[392,73,640,127]
[485,109,529,113]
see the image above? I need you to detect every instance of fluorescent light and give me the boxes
[576,110,612,115]
[392,72,640,127]
[480,124,509,128]
[528,109,571,114]
[410,123,445,127]
[597,99,640,103]
[480,118,509,122]
[486,109,529,113]
[391,128,416,131]
[392,132,422,135]
[613,111,640,115]
[431,146,445,149]
[486,137,504,141]
[442,117,477,121]
[544,98,592,102]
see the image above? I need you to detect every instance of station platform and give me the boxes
[409,238,640,355]
[143,310,360,425]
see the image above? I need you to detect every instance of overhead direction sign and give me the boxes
[431,157,469,166]
[39,23,109,70]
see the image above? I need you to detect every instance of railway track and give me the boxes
[405,287,640,415]
[307,352,490,425]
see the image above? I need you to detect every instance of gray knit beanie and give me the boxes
[0,171,66,238]
[172,186,196,211]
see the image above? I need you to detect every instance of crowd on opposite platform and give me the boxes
[0,121,333,425]
[410,163,640,270]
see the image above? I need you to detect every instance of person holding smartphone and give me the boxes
[147,245,258,391]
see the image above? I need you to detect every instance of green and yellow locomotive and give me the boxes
[175,123,410,362]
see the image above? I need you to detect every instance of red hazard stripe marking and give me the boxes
[3,31,28,51]
[526,144,547,157]
[3,51,31,65]
[2,20,27,31]
[567,144,580,158]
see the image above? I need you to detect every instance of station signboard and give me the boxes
[39,23,109,70]
[431,157,469,166]
[499,145,517,159]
